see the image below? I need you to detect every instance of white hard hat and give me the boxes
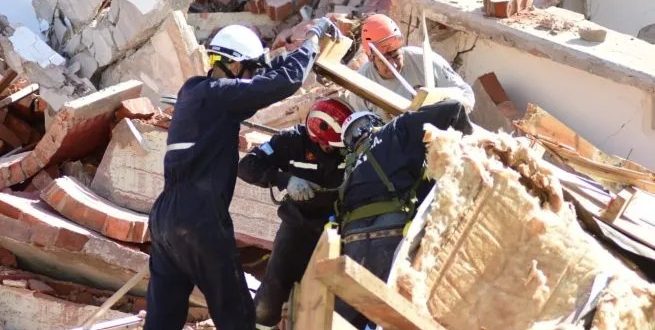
[341,111,384,150]
[208,25,264,62]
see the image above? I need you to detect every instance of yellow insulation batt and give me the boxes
[394,127,655,330]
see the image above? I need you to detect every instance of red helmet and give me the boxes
[361,14,403,57]
[306,98,353,148]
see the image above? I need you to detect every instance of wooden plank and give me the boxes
[291,227,341,330]
[0,69,17,95]
[315,37,412,116]
[315,256,444,330]
[600,187,637,222]
[0,84,39,109]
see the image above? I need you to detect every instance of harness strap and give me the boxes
[341,199,406,228]
[364,149,396,194]
[342,227,404,244]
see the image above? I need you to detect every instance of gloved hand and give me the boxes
[305,17,342,41]
[286,176,320,201]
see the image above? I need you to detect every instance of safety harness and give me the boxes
[335,136,426,241]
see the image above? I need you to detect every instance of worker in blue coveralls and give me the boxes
[334,99,473,329]
[144,20,341,330]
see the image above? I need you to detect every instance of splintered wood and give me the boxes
[393,128,655,330]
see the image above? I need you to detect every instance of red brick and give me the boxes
[41,177,150,243]
[115,97,156,122]
[266,0,309,21]
[0,81,143,190]
[0,246,17,267]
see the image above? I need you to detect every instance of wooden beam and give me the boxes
[315,37,412,116]
[0,84,39,109]
[315,256,444,330]
[600,187,637,223]
[291,227,342,330]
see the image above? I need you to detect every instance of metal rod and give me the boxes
[80,265,149,329]
[368,43,417,97]
[241,120,280,134]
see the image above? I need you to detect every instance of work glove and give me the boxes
[286,176,320,201]
[306,17,342,41]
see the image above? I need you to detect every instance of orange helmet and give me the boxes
[361,14,403,57]
[306,98,353,148]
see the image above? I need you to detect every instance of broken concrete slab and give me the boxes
[0,283,129,329]
[42,176,150,243]
[90,118,167,213]
[186,12,277,42]
[0,193,150,295]
[90,118,281,247]
[0,20,95,111]
[56,0,105,30]
[100,11,207,107]
[0,80,143,189]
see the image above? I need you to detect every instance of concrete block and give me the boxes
[109,0,169,51]
[186,12,277,42]
[100,11,207,107]
[90,119,167,213]
[57,0,105,29]
[0,283,129,329]
[42,176,150,243]
[0,80,143,189]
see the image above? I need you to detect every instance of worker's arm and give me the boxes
[210,37,320,118]
[395,98,472,147]
[431,53,475,111]
[237,129,298,190]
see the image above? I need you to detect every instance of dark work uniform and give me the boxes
[237,125,345,326]
[336,99,473,329]
[145,42,318,330]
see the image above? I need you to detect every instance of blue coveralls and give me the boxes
[144,42,318,330]
[336,100,473,329]
[238,125,346,326]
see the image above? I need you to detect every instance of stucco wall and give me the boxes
[561,0,655,37]
[456,38,655,168]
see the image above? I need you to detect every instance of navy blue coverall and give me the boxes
[145,42,318,330]
[336,99,473,329]
[237,125,345,326]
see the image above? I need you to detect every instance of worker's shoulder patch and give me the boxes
[260,142,274,155]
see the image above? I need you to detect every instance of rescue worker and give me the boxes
[145,20,341,330]
[334,99,473,329]
[237,98,353,328]
[347,14,475,121]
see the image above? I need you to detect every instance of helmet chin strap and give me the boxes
[216,60,247,79]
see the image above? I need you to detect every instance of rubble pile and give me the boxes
[394,127,655,329]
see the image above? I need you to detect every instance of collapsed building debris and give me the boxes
[0,0,653,328]
[392,127,655,329]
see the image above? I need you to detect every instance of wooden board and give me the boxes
[315,37,412,116]
[291,227,342,330]
[315,256,444,330]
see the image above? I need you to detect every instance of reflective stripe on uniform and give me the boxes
[342,228,404,244]
[337,162,346,169]
[289,160,318,170]
[166,142,195,152]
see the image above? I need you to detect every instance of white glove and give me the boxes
[306,17,342,41]
[287,176,320,201]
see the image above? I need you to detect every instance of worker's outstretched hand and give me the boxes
[306,17,342,41]
[287,176,321,201]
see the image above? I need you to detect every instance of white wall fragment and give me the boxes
[8,26,65,68]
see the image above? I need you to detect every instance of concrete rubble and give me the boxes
[0,0,653,328]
